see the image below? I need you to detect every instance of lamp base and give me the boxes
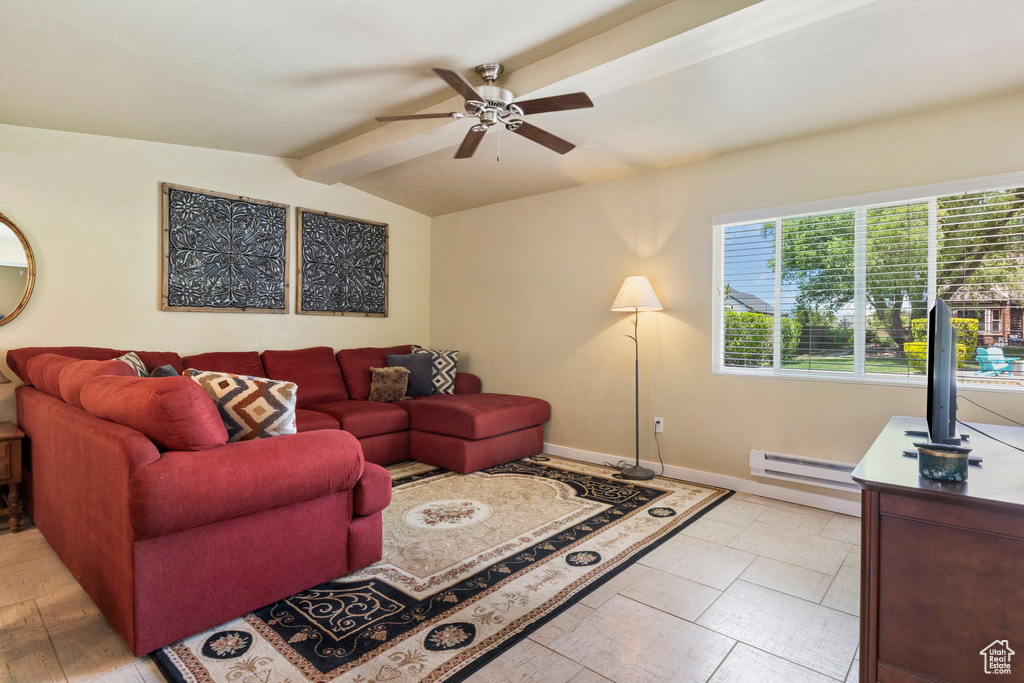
[617,464,656,481]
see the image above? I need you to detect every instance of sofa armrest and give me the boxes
[454,372,482,394]
[129,430,365,540]
[354,462,392,516]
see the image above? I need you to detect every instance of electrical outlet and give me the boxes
[654,417,664,433]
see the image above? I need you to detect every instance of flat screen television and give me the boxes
[926,299,960,445]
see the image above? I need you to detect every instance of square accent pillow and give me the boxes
[116,351,149,377]
[368,366,410,403]
[387,353,433,397]
[185,369,297,442]
[412,347,459,395]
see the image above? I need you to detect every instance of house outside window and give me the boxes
[713,172,1024,389]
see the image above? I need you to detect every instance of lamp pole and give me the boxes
[620,306,654,480]
[610,275,661,481]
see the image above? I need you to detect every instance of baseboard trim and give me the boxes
[543,442,861,517]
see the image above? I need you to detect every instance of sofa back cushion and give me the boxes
[81,375,228,451]
[337,345,413,401]
[59,359,138,408]
[134,351,184,375]
[261,347,348,406]
[25,353,81,398]
[182,351,265,377]
[8,346,124,384]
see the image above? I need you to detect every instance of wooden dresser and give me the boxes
[0,421,24,532]
[853,416,1024,683]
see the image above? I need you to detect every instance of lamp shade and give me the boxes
[611,276,663,312]
[0,368,9,385]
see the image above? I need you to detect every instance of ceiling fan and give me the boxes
[375,63,593,159]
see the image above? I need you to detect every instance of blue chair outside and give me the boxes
[975,347,1012,376]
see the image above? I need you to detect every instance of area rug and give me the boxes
[153,456,732,682]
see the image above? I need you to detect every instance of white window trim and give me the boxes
[711,170,1024,394]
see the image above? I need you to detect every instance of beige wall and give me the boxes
[0,124,431,421]
[430,91,1024,500]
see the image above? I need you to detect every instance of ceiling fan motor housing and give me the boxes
[465,85,519,126]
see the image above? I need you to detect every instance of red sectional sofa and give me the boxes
[5,344,550,655]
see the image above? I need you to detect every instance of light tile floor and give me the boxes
[0,492,861,683]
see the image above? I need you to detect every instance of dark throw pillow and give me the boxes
[149,364,180,378]
[368,366,410,403]
[387,353,433,397]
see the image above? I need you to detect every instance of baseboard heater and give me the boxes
[749,449,859,492]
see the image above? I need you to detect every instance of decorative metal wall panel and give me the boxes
[297,208,388,317]
[161,183,289,313]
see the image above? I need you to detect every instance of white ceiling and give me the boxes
[0,0,670,158]
[347,0,1024,214]
[3,0,1024,216]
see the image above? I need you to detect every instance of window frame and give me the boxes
[711,170,1024,392]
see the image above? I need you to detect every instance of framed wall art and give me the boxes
[161,183,289,313]
[297,207,388,317]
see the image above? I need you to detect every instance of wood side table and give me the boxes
[0,421,25,533]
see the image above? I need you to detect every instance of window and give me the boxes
[713,173,1024,388]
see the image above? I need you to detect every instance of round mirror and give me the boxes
[0,212,35,326]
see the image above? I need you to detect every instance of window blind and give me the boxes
[714,180,1024,388]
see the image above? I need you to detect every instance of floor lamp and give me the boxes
[611,276,663,481]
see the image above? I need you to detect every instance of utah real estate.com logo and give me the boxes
[980,640,1015,675]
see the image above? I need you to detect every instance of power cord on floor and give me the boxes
[601,431,666,477]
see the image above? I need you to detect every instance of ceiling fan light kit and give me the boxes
[374,63,593,159]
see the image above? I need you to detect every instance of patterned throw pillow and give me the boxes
[368,366,411,403]
[116,351,148,377]
[185,369,297,442]
[412,347,459,395]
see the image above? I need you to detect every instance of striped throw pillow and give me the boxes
[185,369,297,442]
[116,351,149,377]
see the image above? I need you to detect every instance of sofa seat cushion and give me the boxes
[295,408,340,432]
[398,393,551,440]
[306,400,409,438]
[59,359,138,408]
[262,347,348,406]
[336,345,413,401]
[129,430,364,540]
[182,351,265,377]
[81,375,228,451]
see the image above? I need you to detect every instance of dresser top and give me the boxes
[0,421,23,441]
[853,415,1024,512]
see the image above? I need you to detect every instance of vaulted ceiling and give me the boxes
[3,0,1024,215]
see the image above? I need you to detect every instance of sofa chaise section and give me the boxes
[398,393,551,473]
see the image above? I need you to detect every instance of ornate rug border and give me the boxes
[150,461,734,683]
[438,481,733,682]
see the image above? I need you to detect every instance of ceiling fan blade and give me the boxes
[455,127,487,159]
[514,92,594,115]
[508,120,576,154]
[375,113,462,122]
[432,68,482,101]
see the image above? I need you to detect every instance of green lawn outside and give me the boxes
[778,355,985,375]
